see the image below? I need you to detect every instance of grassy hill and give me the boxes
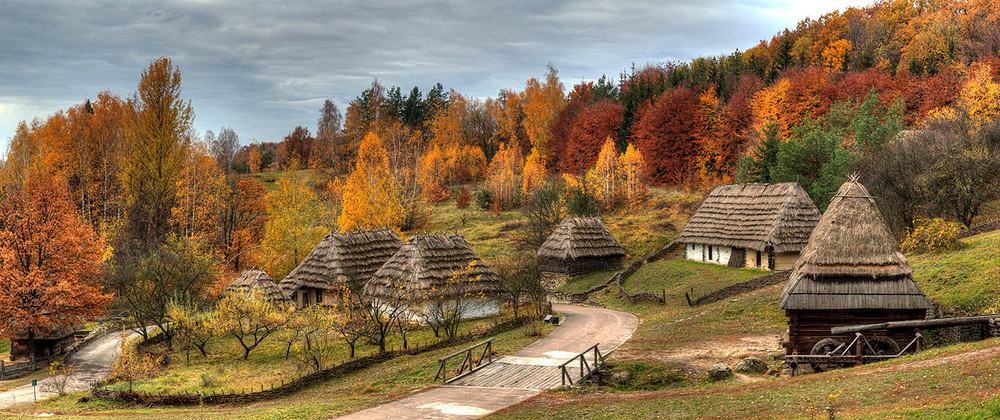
[486,229,1000,419]
[909,230,1000,314]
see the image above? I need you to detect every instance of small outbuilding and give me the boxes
[364,234,503,321]
[780,178,932,357]
[280,228,404,309]
[221,269,290,303]
[10,325,80,363]
[537,217,626,275]
[676,182,821,270]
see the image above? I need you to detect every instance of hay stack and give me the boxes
[537,217,626,274]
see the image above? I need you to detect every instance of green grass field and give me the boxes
[7,321,553,419]
[490,338,1000,419]
[909,230,1000,313]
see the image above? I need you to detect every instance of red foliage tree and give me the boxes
[631,88,702,185]
[564,100,624,174]
[0,175,112,357]
[549,82,594,172]
[280,126,315,168]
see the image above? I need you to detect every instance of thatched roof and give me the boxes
[780,178,932,311]
[279,228,404,295]
[537,217,626,261]
[676,182,821,253]
[223,269,290,303]
[364,234,502,301]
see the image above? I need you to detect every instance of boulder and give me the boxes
[707,364,733,381]
[609,370,629,383]
[734,357,768,374]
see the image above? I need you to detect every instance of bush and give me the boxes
[425,184,450,204]
[456,187,471,209]
[566,187,598,217]
[475,189,493,210]
[901,218,964,253]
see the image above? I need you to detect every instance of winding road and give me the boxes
[0,330,133,409]
[336,303,638,420]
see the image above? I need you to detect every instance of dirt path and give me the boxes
[334,304,638,420]
[0,330,135,409]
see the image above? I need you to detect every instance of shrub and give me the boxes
[566,187,598,217]
[456,187,471,209]
[901,218,964,253]
[475,189,493,210]
[424,184,450,204]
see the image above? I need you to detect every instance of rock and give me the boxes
[610,370,629,383]
[734,357,768,374]
[707,364,733,381]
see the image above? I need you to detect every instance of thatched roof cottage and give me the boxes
[221,269,290,303]
[676,182,821,270]
[537,217,626,275]
[364,234,503,321]
[280,228,403,308]
[780,178,932,356]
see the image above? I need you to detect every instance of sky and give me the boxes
[0,0,876,150]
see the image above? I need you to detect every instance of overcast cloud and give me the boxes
[0,0,873,149]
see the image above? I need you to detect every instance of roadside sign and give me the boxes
[31,379,36,401]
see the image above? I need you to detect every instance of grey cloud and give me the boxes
[0,0,871,147]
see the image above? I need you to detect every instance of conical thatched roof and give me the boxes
[223,269,290,303]
[279,228,403,295]
[537,217,626,260]
[364,234,502,301]
[676,182,821,253]
[780,178,932,311]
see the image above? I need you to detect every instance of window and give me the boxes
[302,291,310,306]
[756,251,762,268]
[708,246,713,261]
[316,291,323,304]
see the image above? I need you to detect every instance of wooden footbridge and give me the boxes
[335,304,638,420]
[439,341,608,389]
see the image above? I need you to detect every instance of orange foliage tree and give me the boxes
[339,132,404,231]
[219,178,269,271]
[484,143,524,209]
[521,66,566,166]
[171,143,227,239]
[521,148,547,197]
[0,175,112,357]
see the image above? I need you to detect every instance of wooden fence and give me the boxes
[434,338,493,383]
[92,316,534,406]
[558,343,608,387]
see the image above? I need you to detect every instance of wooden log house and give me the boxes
[220,269,290,304]
[537,217,626,275]
[364,234,503,322]
[780,178,932,359]
[279,228,403,308]
[676,182,821,270]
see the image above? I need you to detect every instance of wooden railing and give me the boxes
[434,338,493,383]
[559,343,607,387]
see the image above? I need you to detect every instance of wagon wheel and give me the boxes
[809,338,846,372]
[862,336,900,356]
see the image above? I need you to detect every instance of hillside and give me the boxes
[484,228,1000,419]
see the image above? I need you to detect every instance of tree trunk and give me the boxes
[26,328,35,368]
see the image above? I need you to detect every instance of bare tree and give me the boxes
[211,127,239,173]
